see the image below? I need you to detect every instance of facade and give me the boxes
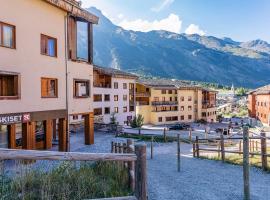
[0,0,98,151]
[93,66,137,125]
[248,85,270,126]
[136,79,217,125]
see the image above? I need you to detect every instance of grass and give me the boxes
[119,133,192,143]
[0,161,131,200]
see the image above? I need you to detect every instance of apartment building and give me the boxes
[0,0,98,151]
[136,79,217,125]
[248,84,270,126]
[93,66,137,125]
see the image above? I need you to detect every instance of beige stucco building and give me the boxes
[0,0,98,151]
[93,66,137,125]
[136,79,217,125]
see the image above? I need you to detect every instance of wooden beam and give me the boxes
[0,149,137,162]
[84,112,94,145]
[7,124,16,149]
[22,122,36,150]
[44,120,53,149]
[58,118,67,152]
[52,119,57,140]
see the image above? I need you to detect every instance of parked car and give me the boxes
[167,124,184,130]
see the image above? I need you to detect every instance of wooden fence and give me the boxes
[193,131,269,170]
[0,140,147,200]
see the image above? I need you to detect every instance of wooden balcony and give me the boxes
[136,92,151,97]
[151,101,178,106]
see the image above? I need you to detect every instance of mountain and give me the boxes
[240,39,270,54]
[88,7,270,88]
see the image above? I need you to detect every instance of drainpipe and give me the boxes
[65,14,70,152]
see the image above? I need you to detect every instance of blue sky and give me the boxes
[82,0,270,42]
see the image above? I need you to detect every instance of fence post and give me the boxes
[195,136,200,158]
[111,141,114,153]
[220,133,225,162]
[127,139,135,192]
[135,144,147,200]
[138,128,141,135]
[243,126,250,200]
[189,128,192,141]
[239,140,242,154]
[177,134,181,172]
[151,136,154,159]
[163,128,167,143]
[261,131,268,171]
[193,143,196,157]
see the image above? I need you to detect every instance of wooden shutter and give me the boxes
[41,78,48,97]
[41,35,47,55]
[67,16,77,60]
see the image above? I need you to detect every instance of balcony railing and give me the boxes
[151,101,178,106]
[136,101,150,106]
[152,109,178,113]
[136,92,151,97]
[93,83,111,88]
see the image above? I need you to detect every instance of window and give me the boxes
[123,83,127,89]
[188,115,192,120]
[104,94,110,101]
[41,78,58,98]
[175,97,178,101]
[180,96,184,101]
[158,117,163,122]
[123,95,128,101]
[123,106,127,113]
[114,82,118,89]
[174,90,178,94]
[68,17,92,63]
[154,97,159,102]
[188,96,192,101]
[170,97,172,101]
[188,106,192,111]
[0,73,19,99]
[104,107,110,114]
[180,116,184,120]
[0,21,16,49]
[129,106,135,112]
[181,106,184,111]
[74,79,90,98]
[166,116,178,122]
[168,90,173,94]
[129,83,134,90]
[73,115,79,120]
[114,107,119,113]
[94,94,102,102]
[161,90,166,94]
[77,21,89,61]
[114,95,118,101]
[41,34,57,57]
[172,116,178,121]
[94,108,102,116]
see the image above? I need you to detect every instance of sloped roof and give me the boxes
[94,65,138,79]
[43,0,99,24]
[249,84,270,95]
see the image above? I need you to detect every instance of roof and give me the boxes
[93,65,138,79]
[249,84,270,95]
[43,0,99,24]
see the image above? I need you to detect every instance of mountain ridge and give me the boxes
[88,7,270,88]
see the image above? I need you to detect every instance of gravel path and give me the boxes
[147,142,270,200]
[64,132,270,200]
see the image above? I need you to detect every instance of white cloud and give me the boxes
[185,24,206,36]
[151,0,175,12]
[117,13,124,19]
[118,14,182,34]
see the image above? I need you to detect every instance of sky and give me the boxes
[81,0,270,42]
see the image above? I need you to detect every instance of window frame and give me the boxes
[73,79,90,98]
[0,71,20,100]
[104,107,110,115]
[41,77,58,98]
[123,106,128,113]
[104,94,110,101]
[114,107,119,113]
[114,95,118,101]
[40,34,57,58]
[0,21,16,49]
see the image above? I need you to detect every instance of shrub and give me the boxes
[130,114,144,128]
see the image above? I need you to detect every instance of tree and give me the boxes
[110,112,118,125]
[130,114,144,128]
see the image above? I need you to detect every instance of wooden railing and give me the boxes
[0,142,147,200]
[193,130,269,171]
